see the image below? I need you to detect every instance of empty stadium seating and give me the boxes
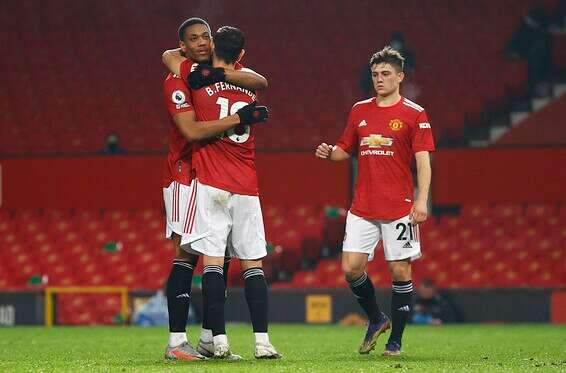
[1,203,564,324]
[56,293,123,325]
[0,0,559,154]
[1,203,564,292]
[0,204,332,289]
[288,203,566,289]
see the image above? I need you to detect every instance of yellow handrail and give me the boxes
[44,286,129,327]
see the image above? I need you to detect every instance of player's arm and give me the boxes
[188,65,268,90]
[162,51,268,91]
[315,143,350,162]
[173,102,268,143]
[172,111,239,142]
[162,48,184,76]
[411,151,432,225]
[410,110,435,225]
[225,67,268,90]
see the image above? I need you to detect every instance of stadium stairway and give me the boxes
[494,88,566,145]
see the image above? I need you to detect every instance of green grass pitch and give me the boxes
[0,324,565,372]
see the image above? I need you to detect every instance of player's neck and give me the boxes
[375,91,402,107]
[212,57,235,70]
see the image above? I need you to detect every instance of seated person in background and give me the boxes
[412,279,458,325]
[104,132,122,154]
[132,288,198,327]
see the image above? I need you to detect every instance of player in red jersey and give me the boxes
[162,18,269,362]
[316,47,435,356]
[174,26,281,360]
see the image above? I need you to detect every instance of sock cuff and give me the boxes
[203,265,224,275]
[392,281,413,293]
[243,267,265,279]
[254,332,270,345]
[348,272,368,288]
[172,260,195,270]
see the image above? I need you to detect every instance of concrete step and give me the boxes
[553,83,566,98]
[531,97,552,112]
[489,125,509,142]
[509,111,530,126]
[469,139,489,147]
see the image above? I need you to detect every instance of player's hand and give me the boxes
[315,143,333,159]
[236,102,269,125]
[410,200,428,225]
[188,64,226,89]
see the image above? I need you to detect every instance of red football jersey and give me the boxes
[162,72,194,188]
[179,59,193,83]
[187,62,259,195]
[179,59,243,84]
[336,96,435,220]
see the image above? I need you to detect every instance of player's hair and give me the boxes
[212,26,245,64]
[369,46,405,72]
[178,17,211,41]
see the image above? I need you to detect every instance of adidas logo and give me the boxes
[403,241,413,249]
[397,305,410,312]
[176,293,190,299]
[358,120,367,127]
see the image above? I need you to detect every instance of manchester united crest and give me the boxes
[389,119,404,131]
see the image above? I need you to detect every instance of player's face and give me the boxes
[180,24,212,63]
[371,63,404,97]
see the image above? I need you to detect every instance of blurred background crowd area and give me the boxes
[1,0,565,153]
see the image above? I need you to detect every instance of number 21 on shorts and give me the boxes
[396,222,418,242]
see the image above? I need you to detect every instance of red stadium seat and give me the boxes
[2,200,565,294]
[315,259,341,279]
[492,204,524,220]
[526,204,558,221]
[292,271,323,288]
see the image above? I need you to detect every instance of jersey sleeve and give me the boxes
[179,59,196,83]
[411,111,436,153]
[163,77,193,116]
[336,107,359,154]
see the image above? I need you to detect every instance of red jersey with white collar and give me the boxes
[336,96,435,220]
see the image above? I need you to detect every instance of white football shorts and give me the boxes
[180,180,267,260]
[342,211,422,262]
[163,180,208,243]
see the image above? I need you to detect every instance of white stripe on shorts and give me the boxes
[183,181,198,234]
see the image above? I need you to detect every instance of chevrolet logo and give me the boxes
[360,134,393,148]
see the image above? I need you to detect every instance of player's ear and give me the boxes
[237,49,245,63]
[179,40,187,53]
[398,71,405,83]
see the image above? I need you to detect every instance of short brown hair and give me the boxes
[369,46,405,72]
